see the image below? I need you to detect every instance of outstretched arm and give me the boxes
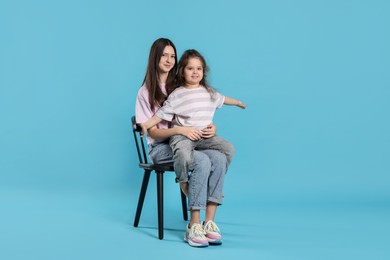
[140,115,162,136]
[224,96,246,109]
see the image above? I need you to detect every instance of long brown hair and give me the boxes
[142,38,177,111]
[175,49,215,97]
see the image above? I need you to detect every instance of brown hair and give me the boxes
[175,49,215,97]
[142,38,177,111]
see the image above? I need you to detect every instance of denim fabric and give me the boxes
[188,150,227,210]
[148,141,173,164]
[169,135,234,182]
[148,142,227,211]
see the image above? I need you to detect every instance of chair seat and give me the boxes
[139,163,174,172]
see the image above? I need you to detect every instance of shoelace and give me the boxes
[204,221,220,233]
[192,224,206,237]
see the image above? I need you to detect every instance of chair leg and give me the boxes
[180,189,188,221]
[156,171,164,240]
[134,170,151,227]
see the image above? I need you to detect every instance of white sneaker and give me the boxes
[203,220,223,245]
[184,223,209,247]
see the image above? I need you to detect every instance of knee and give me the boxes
[209,150,227,162]
[205,150,228,170]
[224,142,235,164]
[173,149,193,164]
[192,152,212,173]
[226,142,234,156]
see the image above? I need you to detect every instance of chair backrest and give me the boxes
[131,116,149,164]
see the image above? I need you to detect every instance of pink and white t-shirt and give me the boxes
[135,83,170,144]
[155,86,225,130]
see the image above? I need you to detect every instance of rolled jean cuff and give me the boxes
[175,177,188,183]
[208,196,222,206]
[188,205,206,211]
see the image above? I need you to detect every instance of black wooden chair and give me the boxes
[131,116,188,240]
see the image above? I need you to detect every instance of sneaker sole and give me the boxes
[208,238,223,245]
[184,237,209,247]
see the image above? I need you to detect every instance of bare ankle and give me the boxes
[180,182,188,196]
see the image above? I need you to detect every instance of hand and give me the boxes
[178,127,203,141]
[201,124,216,138]
[237,100,246,109]
[140,124,148,137]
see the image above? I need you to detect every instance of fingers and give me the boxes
[181,127,204,140]
[202,128,213,134]
[189,129,202,141]
[200,126,215,138]
[193,131,202,140]
[140,125,147,137]
[187,134,198,141]
[202,134,213,139]
[187,135,196,141]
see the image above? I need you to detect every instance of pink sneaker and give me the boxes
[184,223,209,247]
[203,220,223,245]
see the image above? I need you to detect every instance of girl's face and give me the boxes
[183,57,203,87]
[158,46,176,74]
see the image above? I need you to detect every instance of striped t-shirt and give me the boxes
[155,86,225,130]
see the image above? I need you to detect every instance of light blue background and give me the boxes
[1,0,389,259]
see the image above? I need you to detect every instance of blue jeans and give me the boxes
[169,135,234,183]
[149,142,228,211]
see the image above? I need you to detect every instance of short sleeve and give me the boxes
[135,86,155,124]
[155,95,175,121]
[214,91,225,109]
